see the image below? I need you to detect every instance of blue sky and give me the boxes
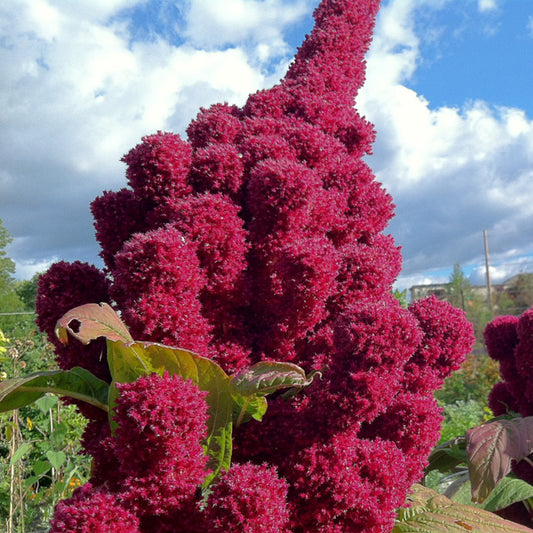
[1,0,533,293]
[411,1,533,115]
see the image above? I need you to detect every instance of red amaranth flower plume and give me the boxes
[290,433,408,532]
[122,131,192,205]
[484,315,520,363]
[37,0,476,530]
[485,308,533,417]
[91,188,147,270]
[484,307,533,525]
[36,261,110,382]
[109,373,210,518]
[49,483,140,533]
[405,296,475,393]
[205,463,289,533]
[110,227,211,353]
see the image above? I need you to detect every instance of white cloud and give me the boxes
[360,0,533,285]
[0,0,286,279]
[478,0,498,13]
[528,16,533,37]
[185,0,310,49]
[471,255,533,285]
[2,0,532,290]
[363,0,420,88]
[50,0,145,22]
[12,255,58,281]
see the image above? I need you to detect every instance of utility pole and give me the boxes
[483,229,493,311]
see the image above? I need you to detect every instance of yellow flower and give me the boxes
[0,330,9,354]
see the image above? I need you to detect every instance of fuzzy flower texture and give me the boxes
[483,309,533,525]
[37,0,474,531]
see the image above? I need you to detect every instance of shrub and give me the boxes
[439,399,485,444]
[435,352,501,409]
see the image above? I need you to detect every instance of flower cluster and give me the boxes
[35,261,111,382]
[485,314,523,416]
[107,373,210,518]
[484,309,533,525]
[50,372,288,532]
[204,463,289,532]
[37,0,474,531]
[49,483,140,533]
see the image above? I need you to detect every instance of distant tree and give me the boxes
[494,290,515,313]
[0,220,27,333]
[15,273,40,311]
[512,273,533,313]
[447,263,472,310]
[0,219,15,296]
[392,288,408,308]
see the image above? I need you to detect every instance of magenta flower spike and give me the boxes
[36,1,475,531]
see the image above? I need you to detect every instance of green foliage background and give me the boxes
[0,220,91,532]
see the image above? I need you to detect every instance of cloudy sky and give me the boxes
[1,0,532,293]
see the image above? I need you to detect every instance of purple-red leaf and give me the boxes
[466,416,533,503]
[55,303,133,345]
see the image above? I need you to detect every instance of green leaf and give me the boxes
[426,436,467,475]
[230,361,315,396]
[32,460,52,477]
[394,484,533,532]
[231,394,268,427]
[51,421,69,446]
[451,477,533,513]
[46,450,66,470]
[35,395,58,414]
[229,361,317,426]
[483,478,533,512]
[24,475,43,489]
[9,442,32,467]
[466,416,533,503]
[55,302,133,345]
[0,367,109,412]
[106,340,234,488]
